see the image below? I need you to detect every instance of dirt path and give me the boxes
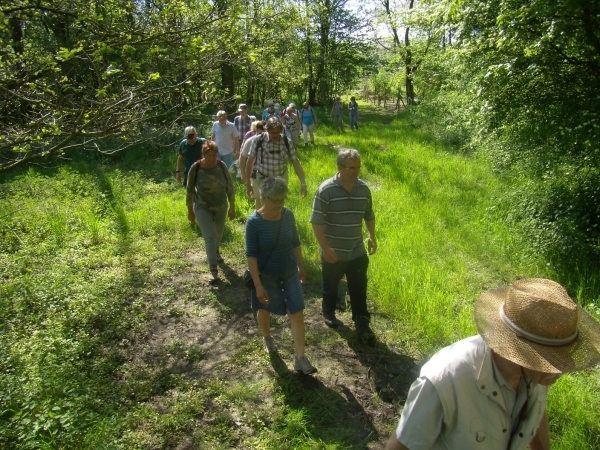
[126,252,420,449]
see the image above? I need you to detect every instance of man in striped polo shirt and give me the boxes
[310,149,377,344]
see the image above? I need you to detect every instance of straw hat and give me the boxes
[475,278,600,373]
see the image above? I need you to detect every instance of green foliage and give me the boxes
[0,0,228,171]
[386,0,600,274]
[1,104,599,450]
[547,372,600,450]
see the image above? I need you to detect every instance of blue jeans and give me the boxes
[194,204,227,266]
[251,269,305,315]
[322,254,370,324]
[350,114,358,129]
[218,152,233,169]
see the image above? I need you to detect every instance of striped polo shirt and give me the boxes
[310,175,375,261]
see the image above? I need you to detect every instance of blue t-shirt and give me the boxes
[245,208,301,274]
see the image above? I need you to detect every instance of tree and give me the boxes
[0,0,224,172]
[416,0,600,266]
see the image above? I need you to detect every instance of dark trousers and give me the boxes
[322,254,370,324]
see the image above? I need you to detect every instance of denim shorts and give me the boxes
[250,269,305,315]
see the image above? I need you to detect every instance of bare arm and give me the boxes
[291,160,307,197]
[245,155,256,196]
[239,155,248,182]
[176,155,183,183]
[247,256,269,304]
[312,223,338,263]
[384,434,410,450]
[365,219,377,254]
[293,246,306,283]
[186,164,196,222]
[529,411,550,450]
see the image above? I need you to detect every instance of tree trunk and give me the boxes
[404,0,415,105]
[381,0,401,48]
[221,61,235,113]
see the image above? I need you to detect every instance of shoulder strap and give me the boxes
[219,159,229,177]
[192,160,201,187]
[193,158,228,187]
[282,134,290,153]
[255,134,266,164]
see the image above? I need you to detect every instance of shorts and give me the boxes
[250,269,305,315]
[250,171,289,199]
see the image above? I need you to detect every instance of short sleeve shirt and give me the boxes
[178,138,204,171]
[241,133,261,158]
[247,134,298,177]
[309,175,375,261]
[186,160,234,210]
[332,101,343,115]
[245,208,301,274]
[234,115,254,141]
[211,121,237,155]
[396,336,547,450]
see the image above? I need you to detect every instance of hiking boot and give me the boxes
[323,313,343,328]
[262,336,277,354]
[357,325,376,345]
[294,355,317,375]
[356,316,376,344]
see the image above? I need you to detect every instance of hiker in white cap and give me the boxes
[385,278,600,450]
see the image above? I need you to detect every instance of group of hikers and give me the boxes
[175,100,600,450]
[176,100,376,375]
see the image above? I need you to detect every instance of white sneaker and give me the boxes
[294,355,317,375]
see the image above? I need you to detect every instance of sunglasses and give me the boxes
[187,134,195,139]
[268,196,287,205]
[341,165,361,171]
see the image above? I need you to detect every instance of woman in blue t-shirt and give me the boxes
[245,176,317,375]
[301,102,318,146]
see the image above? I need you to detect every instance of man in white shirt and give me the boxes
[385,278,600,450]
[211,110,239,169]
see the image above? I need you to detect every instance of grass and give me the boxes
[1,103,599,448]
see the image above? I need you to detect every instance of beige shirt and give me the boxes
[396,336,547,450]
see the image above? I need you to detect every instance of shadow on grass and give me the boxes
[268,351,377,449]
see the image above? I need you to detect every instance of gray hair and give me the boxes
[250,120,266,133]
[265,117,283,131]
[216,110,227,119]
[260,176,288,198]
[184,126,196,137]
[337,148,361,166]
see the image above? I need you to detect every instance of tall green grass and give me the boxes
[0,104,599,448]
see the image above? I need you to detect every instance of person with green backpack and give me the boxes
[186,140,235,282]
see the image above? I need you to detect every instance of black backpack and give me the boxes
[254,133,291,165]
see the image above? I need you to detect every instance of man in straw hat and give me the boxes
[385,278,600,450]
